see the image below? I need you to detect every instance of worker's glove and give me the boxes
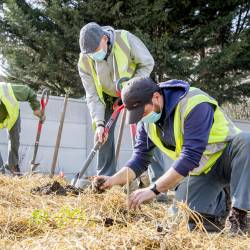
[116,77,130,94]
[121,80,129,89]
[34,109,46,123]
[95,122,108,144]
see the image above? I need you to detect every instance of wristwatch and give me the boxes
[150,183,160,195]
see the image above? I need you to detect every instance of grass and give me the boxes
[0,175,249,249]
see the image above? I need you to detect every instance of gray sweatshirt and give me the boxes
[78,26,154,123]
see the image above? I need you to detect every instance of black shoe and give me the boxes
[0,165,5,174]
[227,207,247,235]
[6,164,22,176]
[188,213,224,232]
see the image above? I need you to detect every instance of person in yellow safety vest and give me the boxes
[0,82,45,175]
[95,77,250,235]
[78,22,167,198]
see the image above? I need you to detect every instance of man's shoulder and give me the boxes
[11,84,30,92]
[115,29,129,33]
[114,29,135,39]
[78,52,88,61]
[160,79,190,89]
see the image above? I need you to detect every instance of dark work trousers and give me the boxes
[0,114,21,172]
[175,132,250,216]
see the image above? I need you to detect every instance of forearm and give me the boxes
[134,63,154,78]
[128,32,154,77]
[12,84,40,111]
[125,122,154,177]
[86,97,105,123]
[79,67,105,122]
[155,167,184,193]
[110,167,136,186]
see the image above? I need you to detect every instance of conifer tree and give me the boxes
[0,0,249,103]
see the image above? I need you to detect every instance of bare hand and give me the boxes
[34,109,46,123]
[128,188,156,209]
[95,126,108,144]
[93,176,113,190]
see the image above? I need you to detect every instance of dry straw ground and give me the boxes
[0,175,249,250]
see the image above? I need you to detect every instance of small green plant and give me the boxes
[53,206,86,227]
[30,206,87,228]
[31,209,49,225]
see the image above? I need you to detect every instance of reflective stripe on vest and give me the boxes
[147,87,241,175]
[78,30,136,105]
[0,82,19,130]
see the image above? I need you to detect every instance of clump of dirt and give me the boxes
[31,181,81,196]
[64,184,83,195]
[91,178,106,193]
[102,217,126,227]
[103,217,114,227]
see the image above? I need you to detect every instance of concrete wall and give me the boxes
[0,95,250,179]
[0,96,87,179]
[0,95,136,179]
[234,120,250,132]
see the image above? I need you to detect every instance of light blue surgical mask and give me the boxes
[89,49,106,61]
[141,110,162,123]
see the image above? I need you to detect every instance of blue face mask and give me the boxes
[89,49,106,61]
[141,110,162,123]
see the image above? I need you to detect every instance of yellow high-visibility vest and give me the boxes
[0,82,19,131]
[78,30,136,105]
[147,87,241,175]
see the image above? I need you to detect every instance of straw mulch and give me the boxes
[0,175,249,250]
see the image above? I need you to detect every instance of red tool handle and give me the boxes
[104,104,124,134]
[31,89,50,168]
[41,89,49,113]
[37,89,49,133]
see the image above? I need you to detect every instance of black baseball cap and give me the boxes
[121,77,160,124]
